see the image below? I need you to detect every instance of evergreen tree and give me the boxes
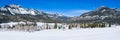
[109,23,111,27]
[0,25,1,28]
[46,23,49,29]
[101,23,105,27]
[33,21,37,26]
[54,23,57,29]
[68,25,72,29]
[72,24,74,28]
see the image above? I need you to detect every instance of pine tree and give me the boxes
[0,25,1,28]
[72,24,74,28]
[101,23,105,27]
[54,23,57,29]
[109,23,111,27]
[33,21,37,26]
[46,23,49,29]
[68,25,72,29]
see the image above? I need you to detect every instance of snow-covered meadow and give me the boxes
[0,22,68,31]
[0,26,120,40]
[0,22,120,40]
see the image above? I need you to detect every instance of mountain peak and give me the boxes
[4,4,22,8]
[97,6,110,11]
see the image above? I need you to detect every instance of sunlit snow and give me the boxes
[0,26,120,40]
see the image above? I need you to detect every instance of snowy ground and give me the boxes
[0,26,120,40]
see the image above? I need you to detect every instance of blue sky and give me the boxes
[0,0,120,17]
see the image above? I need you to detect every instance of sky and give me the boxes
[0,0,120,17]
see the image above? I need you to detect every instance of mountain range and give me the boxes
[71,6,120,24]
[0,4,120,24]
[0,4,70,23]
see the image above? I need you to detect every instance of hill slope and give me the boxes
[71,6,120,24]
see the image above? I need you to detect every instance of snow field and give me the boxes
[0,26,120,40]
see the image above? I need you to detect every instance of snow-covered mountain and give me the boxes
[70,6,120,24]
[0,4,67,16]
[0,4,44,15]
[0,4,70,23]
[2,4,120,24]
